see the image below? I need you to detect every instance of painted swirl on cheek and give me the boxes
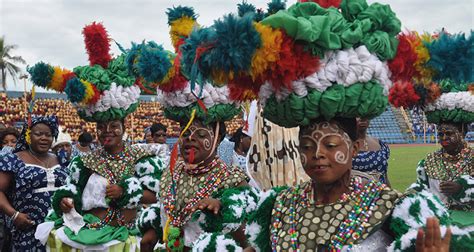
[335,151,347,164]
[203,139,212,151]
[304,122,352,165]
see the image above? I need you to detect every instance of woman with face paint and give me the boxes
[224,118,454,252]
[124,6,252,251]
[30,22,169,251]
[410,122,473,211]
[388,29,474,246]
[141,118,249,251]
[189,2,467,250]
[0,116,68,251]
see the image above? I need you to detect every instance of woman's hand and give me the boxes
[106,184,124,199]
[60,197,74,213]
[416,217,452,252]
[192,198,221,214]
[439,181,462,195]
[140,229,158,252]
[14,212,34,230]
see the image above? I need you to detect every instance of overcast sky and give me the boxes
[1,0,472,92]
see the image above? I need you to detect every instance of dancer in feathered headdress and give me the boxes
[388,30,474,250]
[30,22,169,251]
[126,6,250,251]
[164,0,471,251]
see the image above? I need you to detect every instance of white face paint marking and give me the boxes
[180,125,215,151]
[301,122,352,165]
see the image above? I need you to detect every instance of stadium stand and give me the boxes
[0,92,244,142]
[367,107,409,144]
[1,91,471,144]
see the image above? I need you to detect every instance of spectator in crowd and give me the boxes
[217,134,235,166]
[0,116,68,251]
[0,127,19,150]
[352,118,391,185]
[71,132,94,158]
[229,127,251,171]
[144,127,153,144]
[51,129,73,167]
[150,123,167,144]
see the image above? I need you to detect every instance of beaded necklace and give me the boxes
[86,207,135,229]
[271,183,311,251]
[96,143,136,183]
[425,146,472,181]
[163,158,229,227]
[84,143,139,229]
[270,177,385,252]
[330,179,386,250]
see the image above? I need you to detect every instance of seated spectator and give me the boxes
[150,123,167,144]
[0,127,19,150]
[51,129,73,167]
[71,132,94,158]
[144,127,153,143]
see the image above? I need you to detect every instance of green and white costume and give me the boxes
[193,173,474,251]
[409,147,474,211]
[35,144,168,251]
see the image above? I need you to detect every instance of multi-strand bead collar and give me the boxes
[163,158,229,227]
[271,177,386,251]
[425,145,473,181]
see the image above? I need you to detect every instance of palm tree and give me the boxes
[0,37,26,91]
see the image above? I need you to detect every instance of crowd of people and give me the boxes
[0,96,243,142]
[0,0,472,251]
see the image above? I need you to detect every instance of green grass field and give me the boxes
[388,145,439,191]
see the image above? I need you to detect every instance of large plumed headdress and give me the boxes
[388,30,473,124]
[126,6,242,125]
[153,0,401,128]
[27,22,140,122]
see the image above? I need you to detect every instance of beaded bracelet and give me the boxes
[11,211,19,222]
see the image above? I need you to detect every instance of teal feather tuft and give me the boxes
[238,1,257,17]
[181,14,261,82]
[210,14,261,73]
[64,77,86,103]
[137,41,173,83]
[425,31,474,83]
[166,6,197,24]
[125,41,173,83]
[27,62,54,88]
[125,41,142,77]
[267,0,286,16]
[180,27,217,81]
